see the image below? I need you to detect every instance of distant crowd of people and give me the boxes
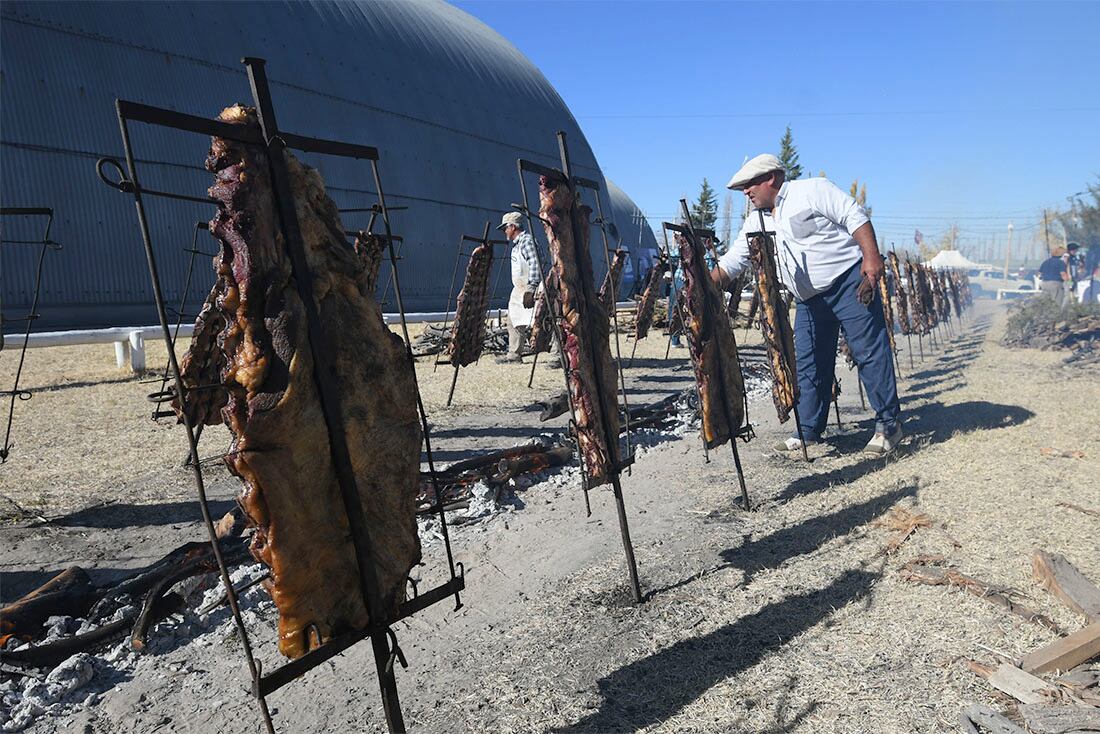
[1038,242,1099,305]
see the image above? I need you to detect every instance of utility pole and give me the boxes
[1042,209,1051,255]
[1003,222,1013,283]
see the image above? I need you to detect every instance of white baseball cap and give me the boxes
[497,211,523,230]
[726,154,784,190]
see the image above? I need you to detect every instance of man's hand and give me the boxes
[710,266,729,290]
[860,251,885,283]
[851,221,884,283]
[522,289,535,309]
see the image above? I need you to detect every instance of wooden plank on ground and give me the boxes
[1032,550,1100,622]
[959,704,1027,734]
[1017,703,1100,734]
[987,663,1057,704]
[1022,622,1100,675]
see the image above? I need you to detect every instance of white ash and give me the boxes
[0,563,275,733]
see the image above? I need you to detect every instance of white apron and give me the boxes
[508,242,534,327]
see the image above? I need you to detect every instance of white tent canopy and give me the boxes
[923,250,985,270]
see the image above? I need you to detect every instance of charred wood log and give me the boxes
[2,594,184,669]
[446,242,494,367]
[0,567,100,640]
[748,235,798,422]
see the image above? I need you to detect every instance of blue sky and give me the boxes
[455,0,1099,262]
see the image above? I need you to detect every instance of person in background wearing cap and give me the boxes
[710,154,903,456]
[498,211,542,363]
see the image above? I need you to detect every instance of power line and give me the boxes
[578,107,1100,120]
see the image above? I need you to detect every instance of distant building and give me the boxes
[0,0,655,328]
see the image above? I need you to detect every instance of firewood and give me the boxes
[1022,622,1100,675]
[1017,704,1100,734]
[900,563,1064,634]
[536,391,570,422]
[959,704,1027,734]
[0,567,100,638]
[2,594,183,669]
[1032,550,1100,622]
[986,663,1058,704]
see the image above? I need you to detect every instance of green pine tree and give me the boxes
[691,177,719,231]
[778,125,802,180]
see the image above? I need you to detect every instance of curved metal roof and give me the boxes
[0,0,653,328]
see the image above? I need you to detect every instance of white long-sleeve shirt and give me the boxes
[718,178,870,302]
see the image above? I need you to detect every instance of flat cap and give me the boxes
[726,154,784,190]
[497,211,523,230]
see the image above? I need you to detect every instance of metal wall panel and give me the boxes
[0,0,655,329]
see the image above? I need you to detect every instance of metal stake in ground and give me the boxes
[754,209,810,463]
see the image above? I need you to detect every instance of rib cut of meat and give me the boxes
[633,256,667,341]
[528,270,559,354]
[446,242,493,367]
[879,276,898,358]
[538,174,620,488]
[174,281,228,427]
[197,105,421,659]
[748,234,798,423]
[354,232,386,295]
[905,258,930,335]
[887,252,911,336]
[676,232,745,448]
[598,248,628,315]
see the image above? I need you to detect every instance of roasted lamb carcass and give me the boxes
[538,174,620,488]
[748,234,798,423]
[173,282,228,428]
[632,255,668,341]
[184,104,422,659]
[598,248,628,315]
[676,231,745,448]
[353,232,386,295]
[446,242,494,367]
[528,270,559,355]
[879,275,898,359]
[887,252,912,336]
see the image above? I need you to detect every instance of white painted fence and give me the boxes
[3,301,640,373]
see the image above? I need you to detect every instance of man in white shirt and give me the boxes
[711,154,902,455]
[497,211,541,363]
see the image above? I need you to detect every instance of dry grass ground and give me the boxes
[0,316,710,517]
[3,301,1098,733]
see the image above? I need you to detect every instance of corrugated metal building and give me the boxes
[0,0,656,329]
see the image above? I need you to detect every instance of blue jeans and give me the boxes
[793,261,900,441]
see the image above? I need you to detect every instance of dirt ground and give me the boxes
[2,298,1098,733]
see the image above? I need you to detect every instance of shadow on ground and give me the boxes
[556,568,878,733]
[47,499,236,530]
[782,400,1033,503]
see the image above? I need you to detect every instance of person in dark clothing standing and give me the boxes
[1038,247,1068,305]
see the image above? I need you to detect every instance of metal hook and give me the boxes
[384,628,408,674]
[96,158,131,193]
